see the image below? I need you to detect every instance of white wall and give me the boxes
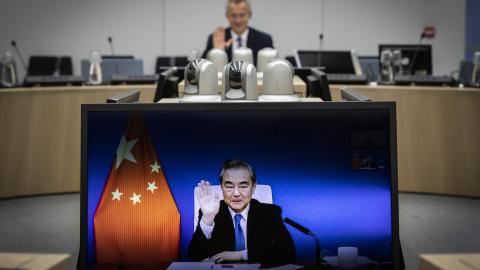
[0,0,465,79]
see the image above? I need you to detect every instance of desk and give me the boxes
[0,252,72,270]
[330,85,480,197]
[0,85,155,198]
[178,75,307,97]
[419,253,480,270]
[1,84,479,198]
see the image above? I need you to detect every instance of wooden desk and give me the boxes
[419,253,480,270]
[178,75,307,97]
[330,84,480,197]
[1,83,479,198]
[0,252,71,270]
[0,85,155,198]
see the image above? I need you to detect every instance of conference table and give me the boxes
[0,83,479,198]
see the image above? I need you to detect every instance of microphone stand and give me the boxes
[284,218,328,270]
[108,37,119,75]
[10,40,28,73]
[406,33,425,75]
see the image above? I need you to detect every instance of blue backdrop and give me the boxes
[86,109,393,266]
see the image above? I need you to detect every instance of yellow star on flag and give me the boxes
[150,161,160,173]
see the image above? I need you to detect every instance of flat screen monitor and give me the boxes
[359,56,380,82]
[378,44,432,75]
[80,102,399,270]
[294,50,362,75]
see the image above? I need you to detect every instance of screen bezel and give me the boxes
[79,102,399,270]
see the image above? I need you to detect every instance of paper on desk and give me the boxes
[260,264,303,270]
[167,261,214,270]
[212,263,260,270]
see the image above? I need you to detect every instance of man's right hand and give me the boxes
[196,180,220,226]
[212,26,233,50]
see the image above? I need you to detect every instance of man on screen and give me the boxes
[189,159,295,266]
[201,0,274,65]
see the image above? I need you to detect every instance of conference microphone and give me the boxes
[284,218,311,235]
[284,218,326,268]
[108,36,119,74]
[10,40,28,72]
[406,28,433,75]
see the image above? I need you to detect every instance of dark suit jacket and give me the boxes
[189,199,295,267]
[201,27,274,65]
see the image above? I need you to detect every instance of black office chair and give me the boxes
[173,56,188,67]
[27,56,58,76]
[164,76,180,98]
[293,67,312,84]
[59,56,73,75]
[308,68,332,101]
[285,56,297,67]
[154,67,178,102]
[155,56,172,74]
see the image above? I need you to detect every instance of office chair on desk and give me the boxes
[193,184,272,231]
[154,67,181,102]
[27,56,58,76]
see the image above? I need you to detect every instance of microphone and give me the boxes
[319,33,324,51]
[108,36,119,74]
[406,28,433,75]
[10,40,28,72]
[284,218,311,235]
[284,218,326,268]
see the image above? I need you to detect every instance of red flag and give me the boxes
[94,112,180,264]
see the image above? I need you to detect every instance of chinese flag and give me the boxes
[94,112,180,264]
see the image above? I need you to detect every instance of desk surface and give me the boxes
[419,253,480,270]
[0,252,71,270]
[330,84,480,197]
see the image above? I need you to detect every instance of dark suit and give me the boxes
[189,199,295,267]
[201,27,274,65]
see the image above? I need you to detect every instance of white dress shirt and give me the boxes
[231,29,249,51]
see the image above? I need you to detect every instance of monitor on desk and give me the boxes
[294,50,363,75]
[80,102,399,270]
[378,44,432,75]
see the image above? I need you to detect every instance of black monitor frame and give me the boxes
[79,102,399,270]
[378,44,432,75]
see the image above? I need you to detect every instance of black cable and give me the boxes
[406,34,425,75]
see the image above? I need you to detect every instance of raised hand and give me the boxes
[196,180,220,226]
[212,26,233,50]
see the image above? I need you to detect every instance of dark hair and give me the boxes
[226,0,252,15]
[219,158,256,185]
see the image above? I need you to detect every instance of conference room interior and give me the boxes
[0,0,479,269]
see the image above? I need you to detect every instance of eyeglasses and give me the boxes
[222,183,251,194]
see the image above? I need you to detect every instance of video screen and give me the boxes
[81,103,397,269]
